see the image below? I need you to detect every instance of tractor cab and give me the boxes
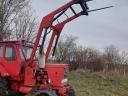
[0,41,69,94]
[0,40,32,80]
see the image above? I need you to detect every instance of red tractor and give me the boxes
[0,0,112,96]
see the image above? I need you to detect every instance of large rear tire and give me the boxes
[0,77,8,96]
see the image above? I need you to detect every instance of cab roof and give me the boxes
[0,40,20,43]
[0,40,35,47]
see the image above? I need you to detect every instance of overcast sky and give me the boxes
[31,0,128,52]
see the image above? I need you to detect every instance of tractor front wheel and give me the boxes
[0,77,8,96]
[68,87,75,96]
[35,90,57,96]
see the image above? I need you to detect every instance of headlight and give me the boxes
[61,78,68,83]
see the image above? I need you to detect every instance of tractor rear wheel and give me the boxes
[0,77,8,96]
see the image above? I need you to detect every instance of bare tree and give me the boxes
[119,51,128,65]
[9,7,37,41]
[103,45,120,64]
[55,34,77,63]
[0,0,30,40]
[55,35,104,71]
[55,35,128,74]
[102,45,121,74]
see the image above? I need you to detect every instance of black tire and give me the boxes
[35,90,57,96]
[68,87,75,96]
[35,93,49,96]
[0,77,8,96]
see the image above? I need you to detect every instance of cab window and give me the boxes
[23,47,32,60]
[5,46,16,61]
[19,48,25,60]
[0,45,3,57]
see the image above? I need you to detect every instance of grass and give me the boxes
[69,70,128,96]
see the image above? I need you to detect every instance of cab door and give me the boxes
[2,44,21,77]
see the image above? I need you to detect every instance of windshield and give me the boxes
[23,47,32,60]
[0,45,3,57]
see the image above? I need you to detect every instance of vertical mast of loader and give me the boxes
[29,0,112,64]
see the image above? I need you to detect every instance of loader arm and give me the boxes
[29,0,112,63]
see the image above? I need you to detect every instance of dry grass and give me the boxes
[69,70,128,96]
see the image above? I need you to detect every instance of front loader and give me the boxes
[0,0,112,96]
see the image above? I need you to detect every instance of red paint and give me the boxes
[0,0,88,95]
[19,87,32,93]
[45,64,68,87]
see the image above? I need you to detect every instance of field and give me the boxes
[69,70,128,96]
